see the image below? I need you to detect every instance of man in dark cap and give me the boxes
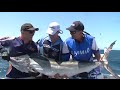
[61,21,101,79]
[0,23,42,79]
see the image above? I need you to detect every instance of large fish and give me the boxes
[9,53,101,77]
[1,39,120,79]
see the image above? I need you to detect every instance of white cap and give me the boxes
[46,22,61,35]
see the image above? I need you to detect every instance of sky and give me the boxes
[0,12,120,50]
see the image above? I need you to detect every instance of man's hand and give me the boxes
[53,73,69,79]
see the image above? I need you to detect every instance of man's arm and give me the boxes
[0,37,11,52]
[94,52,101,61]
[0,36,15,61]
[92,38,101,61]
[0,36,15,47]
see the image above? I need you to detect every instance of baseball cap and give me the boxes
[46,22,61,35]
[21,23,39,31]
[66,21,84,31]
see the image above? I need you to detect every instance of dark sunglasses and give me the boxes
[70,31,77,34]
[70,30,81,35]
[23,30,35,34]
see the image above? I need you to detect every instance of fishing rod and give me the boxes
[83,31,91,36]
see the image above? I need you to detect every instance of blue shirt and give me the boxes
[62,34,99,62]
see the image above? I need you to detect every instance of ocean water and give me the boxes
[0,50,120,78]
[100,50,120,75]
[0,58,9,78]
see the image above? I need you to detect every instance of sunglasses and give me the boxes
[70,31,77,34]
[23,30,35,34]
[70,30,81,35]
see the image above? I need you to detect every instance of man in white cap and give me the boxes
[38,22,71,79]
[38,22,63,63]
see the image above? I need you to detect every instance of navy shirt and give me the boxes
[38,36,63,61]
[0,37,38,78]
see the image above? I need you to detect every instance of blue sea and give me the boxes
[0,50,120,79]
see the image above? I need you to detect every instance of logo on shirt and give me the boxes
[71,48,90,55]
